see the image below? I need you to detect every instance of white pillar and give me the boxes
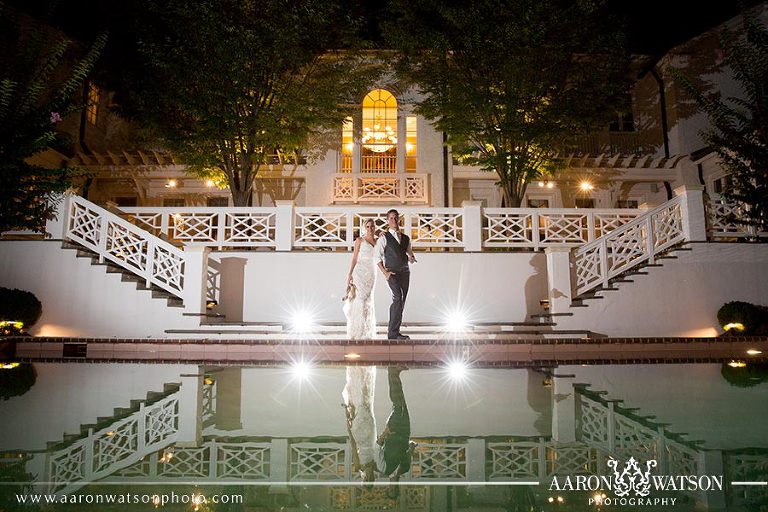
[551,377,577,443]
[544,247,573,314]
[698,450,726,510]
[396,114,406,174]
[461,200,483,252]
[674,185,707,242]
[182,246,210,314]
[274,200,295,251]
[466,438,486,482]
[176,370,204,447]
[269,438,290,486]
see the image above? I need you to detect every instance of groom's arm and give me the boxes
[376,235,392,278]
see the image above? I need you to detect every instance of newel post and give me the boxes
[183,246,210,314]
[545,247,574,314]
[275,200,295,251]
[675,185,707,242]
[461,200,483,252]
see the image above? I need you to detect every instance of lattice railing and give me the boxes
[725,451,768,509]
[708,197,768,239]
[331,173,429,203]
[122,207,277,249]
[330,485,429,510]
[575,387,704,480]
[410,442,467,479]
[65,196,185,297]
[290,443,348,480]
[484,209,641,249]
[574,196,686,296]
[47,393,180,494]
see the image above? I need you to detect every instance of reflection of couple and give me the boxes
[342,209,417,492]
[344,209,417,341]
[343,366,416,491]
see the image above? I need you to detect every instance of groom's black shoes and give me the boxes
[393,334,410,340]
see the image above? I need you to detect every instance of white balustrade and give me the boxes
[708,197,768,239]
[331,173,429,203]
[573,197,686,296]
[65,196,186,298]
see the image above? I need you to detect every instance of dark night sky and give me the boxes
[8,0,765,56]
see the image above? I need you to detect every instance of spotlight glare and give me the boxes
[445,311,469,332]
[291,360,312,380]
[579,181,593,191]
[291,311,315,333]
[747,349,762,355]
[446,360,469,381]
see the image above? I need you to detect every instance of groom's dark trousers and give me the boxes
[386,271,410,339]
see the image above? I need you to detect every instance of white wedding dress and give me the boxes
[342,238,378,469]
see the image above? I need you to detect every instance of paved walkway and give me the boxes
[6,336,767,366]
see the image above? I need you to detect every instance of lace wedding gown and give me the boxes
[342,239,377,468]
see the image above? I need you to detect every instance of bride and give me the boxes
[342,218,378,481]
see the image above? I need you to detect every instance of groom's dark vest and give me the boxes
[384,232,410,273]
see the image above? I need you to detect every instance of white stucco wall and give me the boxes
[0,241,199,338]
[228,251,548,325]
[557,243,768,337]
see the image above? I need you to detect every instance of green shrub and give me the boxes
[0,288,42,329]
[721,362,768,388]
[717,301,766,334]
[0,364,37,400]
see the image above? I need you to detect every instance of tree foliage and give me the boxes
[673,14,768,232]
[386,0,631,206]
[113,0,378,206]
[0,4,105,233]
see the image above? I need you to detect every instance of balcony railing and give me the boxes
[332,173,429,203]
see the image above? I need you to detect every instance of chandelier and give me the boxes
[362,117,397,153]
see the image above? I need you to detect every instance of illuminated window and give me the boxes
[86,83,100,125]
[361,89,397,173]
[406,116,417,172]
[340,117,353,173]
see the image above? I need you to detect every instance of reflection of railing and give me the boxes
[488,439,603,480]
[484,209,641,249]
[726,450,768,508]
[708,197,768,239]
[575,385,703,485]
[65,196,186,298]
[573,196,686,296]
[332,173,429,203]
[47,392,180,494]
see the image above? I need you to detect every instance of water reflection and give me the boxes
[0,363,766,511]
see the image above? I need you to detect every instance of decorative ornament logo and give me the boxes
[607,457,658,497]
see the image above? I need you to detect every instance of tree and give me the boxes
[113,0,378,206]
[0,5,105,233]
[673,14,768,232]
[386,0,631,206]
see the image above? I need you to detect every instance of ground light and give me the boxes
[445,310,469,332]
[290,311,315,333]
[291,360,312,381]
[445,360,469,381]
[723,322,745,332]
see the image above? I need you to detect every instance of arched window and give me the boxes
[361,89,397,172]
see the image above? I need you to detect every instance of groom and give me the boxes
[376,209,417,340]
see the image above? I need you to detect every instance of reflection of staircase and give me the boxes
[44,383,181,494]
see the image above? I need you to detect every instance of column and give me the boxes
[176,370,204,447]
[182,246,210,314]
[544,247,573,314]
[674,185,707,242]
[461,200,483,252]
[274,200,295,251]
[551,377,577,443]
[466,438,486,482]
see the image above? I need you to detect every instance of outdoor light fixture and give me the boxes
[165,179,177,188]
[538,180,555,189]
[344,353,361,360]
[579,181,594,191]
[205,179,215,187]
[291,311,315,333]
[728,360,747,368]
[723,322,745,332]
[0,363,20,370]
[747,349,763,355]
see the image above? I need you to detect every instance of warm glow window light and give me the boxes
[340,117,353,173]
[362,89,397,153]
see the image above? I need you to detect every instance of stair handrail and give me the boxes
[64,195,186,298]
[45,390,180,494]
[573,195,687,296]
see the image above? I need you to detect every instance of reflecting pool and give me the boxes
[0,363,766,511]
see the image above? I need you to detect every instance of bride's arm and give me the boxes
[347,238,362,285]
